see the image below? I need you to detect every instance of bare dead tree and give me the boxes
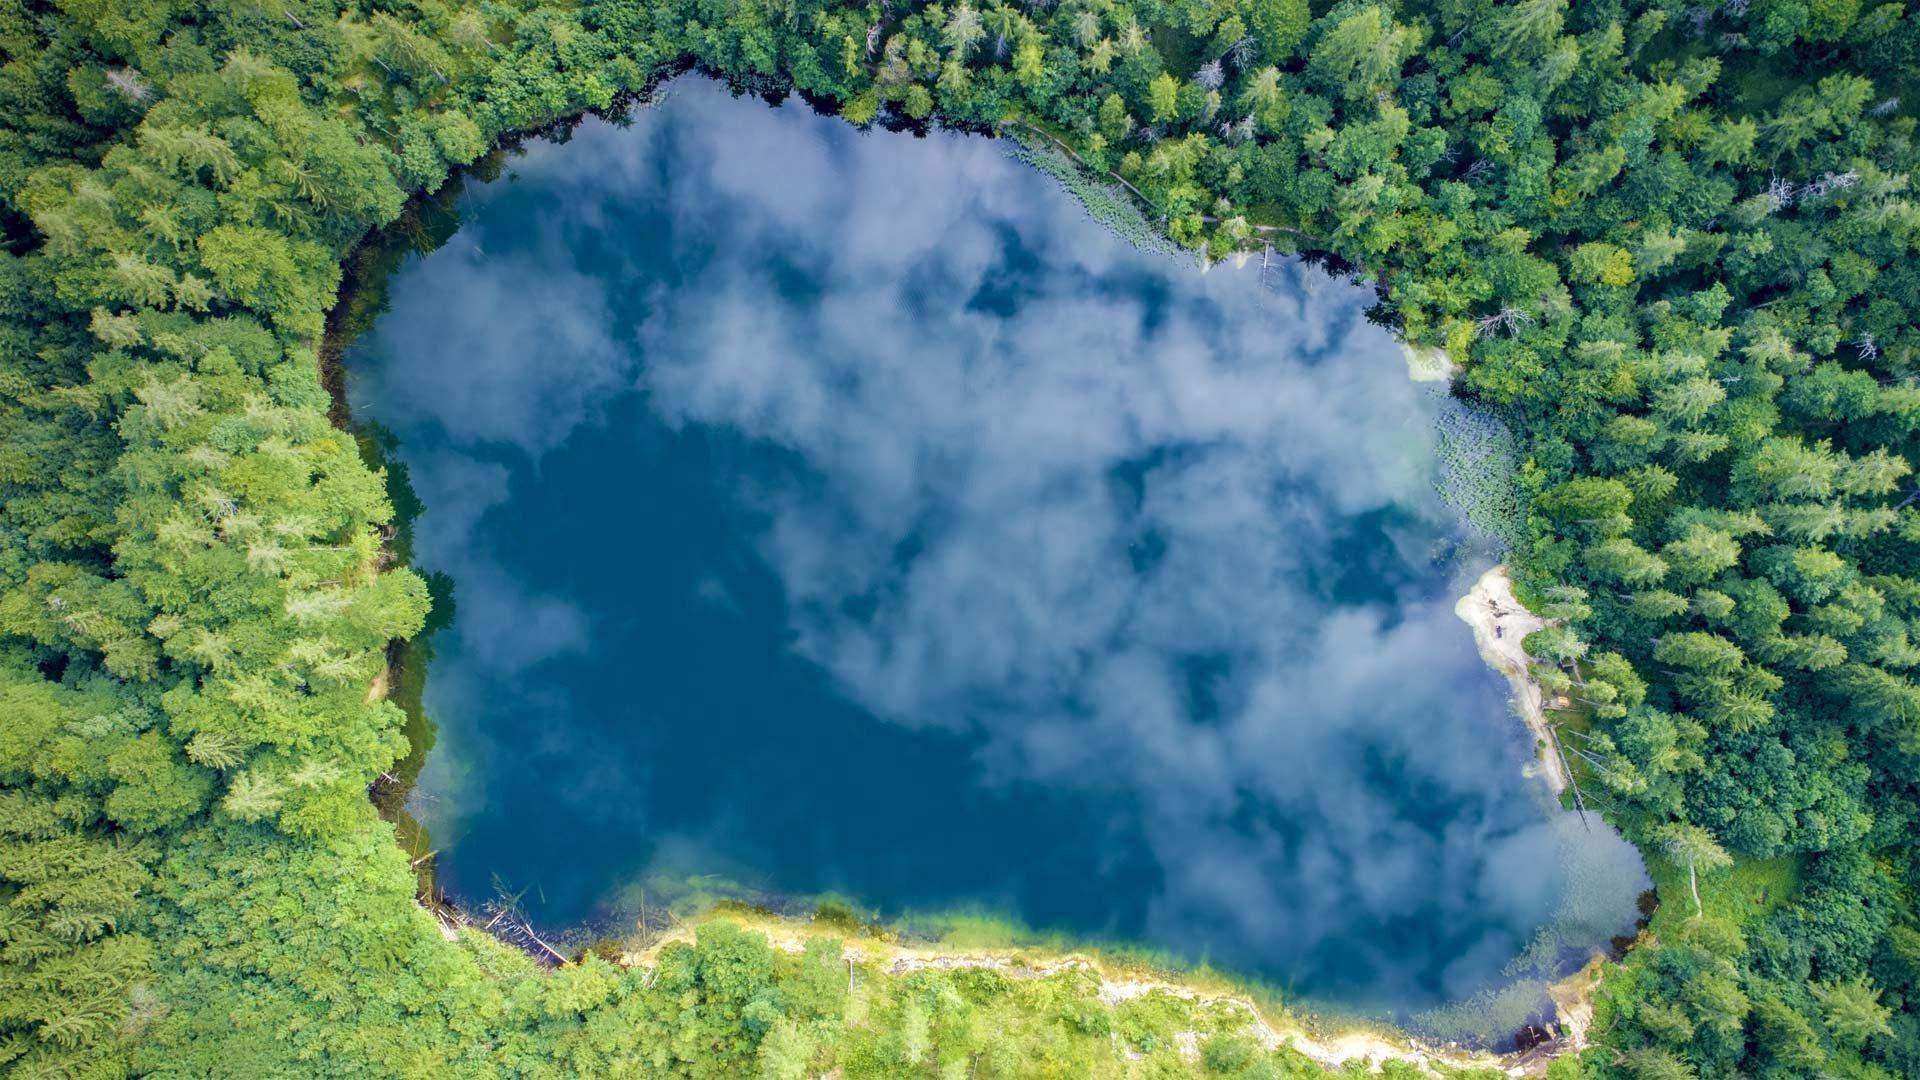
[105,68,154,102]
[1477,306,1534,337]
[1548,725,1592,832]
[1766,174,1796,211]
[480,887,568,965]
[1796,170,1860,204]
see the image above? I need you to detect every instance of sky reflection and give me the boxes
[347,78,1645,1022]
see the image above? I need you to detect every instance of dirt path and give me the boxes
[1455,565,1567,796]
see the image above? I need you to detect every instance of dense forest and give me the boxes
[2,0,1919,1074]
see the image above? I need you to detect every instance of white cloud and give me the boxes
[407,452,589,674]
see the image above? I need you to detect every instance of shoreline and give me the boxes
[1455,564,1569,796]
[1449,563,1622,1064]
[629,910,1574,1077]
[1403,343,1460,384]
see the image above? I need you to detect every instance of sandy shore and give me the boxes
[1455,565,1567,795]
[1402,343,1459,383]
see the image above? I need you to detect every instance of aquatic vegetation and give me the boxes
[1006,132,1180,258]
[1432,399,1524,550]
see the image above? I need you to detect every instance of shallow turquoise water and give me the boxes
[346,78,1646,1022]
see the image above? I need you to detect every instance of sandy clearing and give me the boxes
[1456,564,1567,796]
[1403,343,1459,383]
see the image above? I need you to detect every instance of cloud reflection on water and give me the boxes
[349,78,1645,1019]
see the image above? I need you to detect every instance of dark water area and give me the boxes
[344,78,1647,1027]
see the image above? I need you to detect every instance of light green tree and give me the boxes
[1660,822,1733,918]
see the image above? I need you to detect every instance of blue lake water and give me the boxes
[345,78,1647,1025]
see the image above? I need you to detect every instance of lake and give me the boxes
[344,77,1647,1028]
